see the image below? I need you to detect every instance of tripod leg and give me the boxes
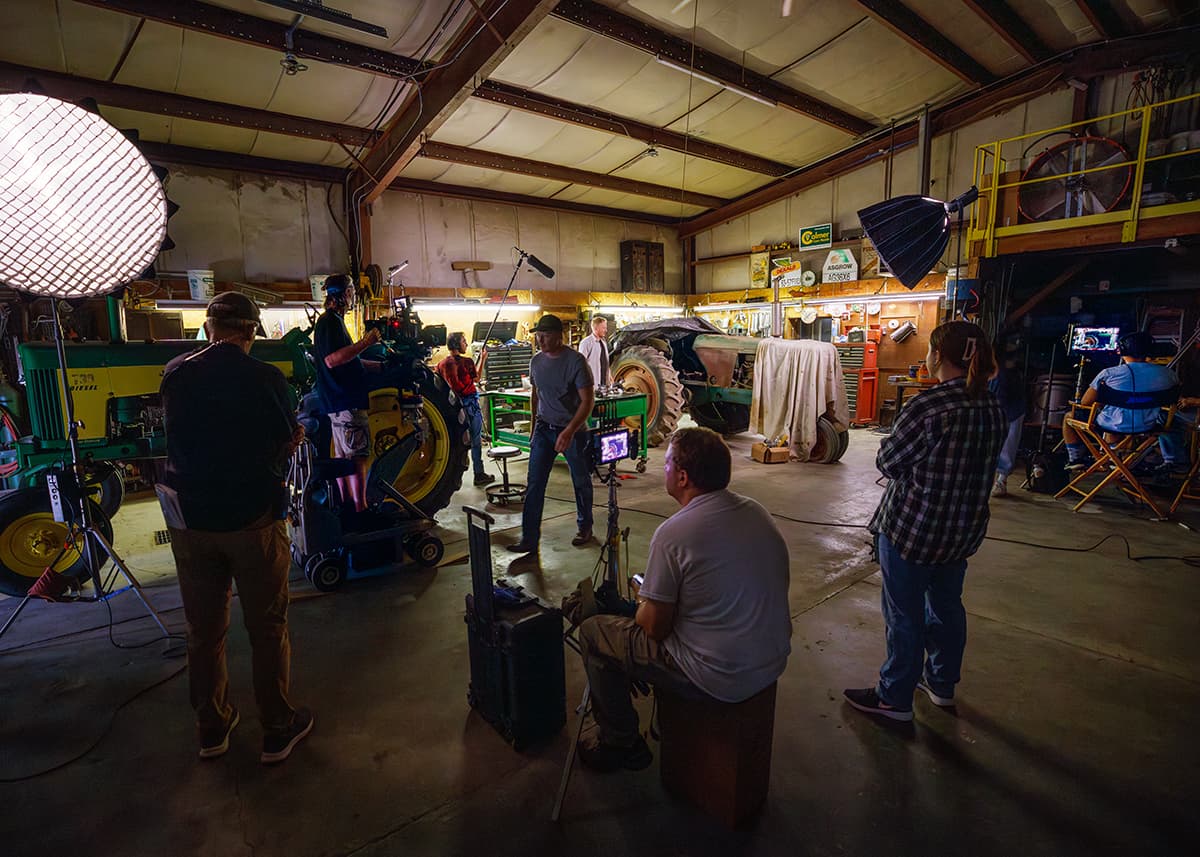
[0,592,37,641]
[551,683,591,822]
[89,529,171,638]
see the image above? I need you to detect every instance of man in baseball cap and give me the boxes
[206,291,266,338]
[507,313,596,555]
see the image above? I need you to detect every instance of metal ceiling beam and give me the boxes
[137,143,679,226]
[355,0,558,204]
[1073,0,1135,39]
[419,141,727,209]
[853,0,998,85]
[138,141,348,183]
[0,61,376,147]
[474,82,793,176]
[76,0,796,180]
[391,178,680,226]
[679,25,1200,237]
[72,0,423,78]
[550,0,874,136]
[962,0,1054,64]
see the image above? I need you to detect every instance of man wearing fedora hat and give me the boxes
[507,314,596,554]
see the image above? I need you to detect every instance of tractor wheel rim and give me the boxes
[390,399,450,504]
[616,365,660,419]
[0,513,82,578]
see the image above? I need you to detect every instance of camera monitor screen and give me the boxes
[1070,326,1120,353]
[596,429,630,464]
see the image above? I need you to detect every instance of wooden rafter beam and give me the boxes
[419,141,726,209]
[0,60,376,147]
[1004,260,1088,328]
[853,0,997,85]
[679,25,1200,237]
[962,0,1055,64]
[355,0,558,203]
[550,0,874,136]
[76,0,792,179]
[474,82,793,176]
[1074,0,1135,39]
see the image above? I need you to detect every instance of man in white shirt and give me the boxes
[578,316,611,389]
[576,427,792,772]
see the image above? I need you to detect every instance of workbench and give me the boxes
[481,389,649,470]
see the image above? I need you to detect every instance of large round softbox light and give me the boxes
[858,187,979,290]
[0,92,167,298]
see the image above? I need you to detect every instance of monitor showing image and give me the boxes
[596,429,630,464]
[1070,326,1121,353]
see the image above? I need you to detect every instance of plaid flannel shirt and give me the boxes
[870,377,1005,565]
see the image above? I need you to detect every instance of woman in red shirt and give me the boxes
[437,333,494,487]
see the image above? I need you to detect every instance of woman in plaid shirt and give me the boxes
[845,321,1005,722]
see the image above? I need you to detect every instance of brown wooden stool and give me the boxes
[656,681,777,829]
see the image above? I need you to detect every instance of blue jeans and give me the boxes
[996,414,1023,477]
[521,421,593,546]
[1159,408,1195,465]
[462,394,485,475]
[876,533,968,709]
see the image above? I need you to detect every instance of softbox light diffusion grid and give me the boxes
[0,92,167,298]
[858,187,979,290]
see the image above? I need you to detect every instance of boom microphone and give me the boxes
[514,246,555,280]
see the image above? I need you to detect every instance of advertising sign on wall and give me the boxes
[822,249,859,283]
[799,223,833,251]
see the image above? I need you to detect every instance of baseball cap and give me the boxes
[323,273,352,296]
[530,314,564,334]
[206,291,265,336]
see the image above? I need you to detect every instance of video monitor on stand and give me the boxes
[1067,325,1121,401]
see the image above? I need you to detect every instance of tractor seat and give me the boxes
[486,446,526,506]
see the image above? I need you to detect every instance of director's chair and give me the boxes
[1169,421,1200,516]
[1055,383,1180,519]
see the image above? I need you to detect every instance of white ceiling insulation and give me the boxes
[0,0,1185,223]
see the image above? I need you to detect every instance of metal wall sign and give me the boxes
[822,249,858,283]
[799,223,833,251]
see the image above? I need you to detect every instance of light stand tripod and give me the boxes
[0,298,170,643]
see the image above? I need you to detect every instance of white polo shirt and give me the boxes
[638,489,792,702]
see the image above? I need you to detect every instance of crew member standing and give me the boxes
[579,315,611,388]
[507,314,595,554]
[312,274,380,512]
[160,292,314,764]
[845,321,1004,721]
[438,332,495,487]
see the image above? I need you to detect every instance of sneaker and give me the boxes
[916,680,956,708]
[261,707,314,764]
[198,708,240,759]
[505,541,538,554]
[571,529,593,547]
[1065,456,1094,472]
[474,472,496,487]
[991,474,1008,497]
[842,687,913,722]
[577,734,653,773]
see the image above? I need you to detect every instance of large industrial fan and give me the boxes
[1018,135,1132,222]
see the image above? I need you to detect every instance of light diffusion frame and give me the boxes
[0,92,170,642]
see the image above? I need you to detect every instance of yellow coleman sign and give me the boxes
[799,223,832,250]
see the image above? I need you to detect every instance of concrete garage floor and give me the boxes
[1,429,1198,857]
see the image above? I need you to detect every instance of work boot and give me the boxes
[474,472,496,487]
[577,734,653,773]
[571,529,593,547]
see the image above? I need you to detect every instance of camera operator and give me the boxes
[575,428,792,772]
[159,292,313,764]
[312,273,381,512]
[507,314,595,554]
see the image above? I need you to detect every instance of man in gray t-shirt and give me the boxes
[506,314,596,554]
[576,428,792,773]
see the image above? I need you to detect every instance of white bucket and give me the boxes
[187,269,215,302]
[309,275,327,302]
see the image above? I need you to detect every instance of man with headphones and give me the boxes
[1062,331,1178,470]
[312,274,381,511]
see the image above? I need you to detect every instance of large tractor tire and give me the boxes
[0,489,113,597]
[809,416,849,464]
[387,375,470,517]
[688,401,751,436]
[611,345,685,447]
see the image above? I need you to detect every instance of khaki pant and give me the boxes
[169,516,294,733]
[579,614,699,747]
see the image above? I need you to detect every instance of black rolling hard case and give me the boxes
[463,506,566,749]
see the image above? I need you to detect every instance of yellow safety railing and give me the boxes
[968,91,1200,258]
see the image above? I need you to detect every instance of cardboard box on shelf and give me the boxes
[751,442,790,464]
